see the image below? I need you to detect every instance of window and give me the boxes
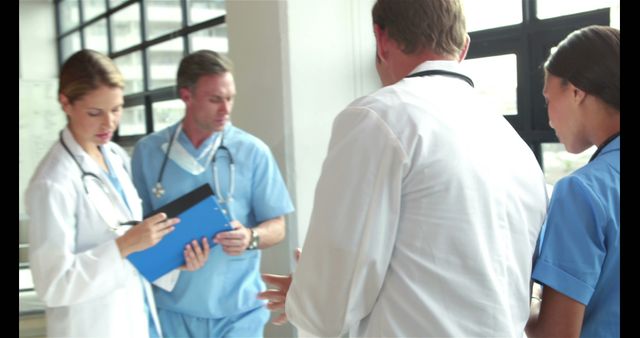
[464,0,522,32]
[463,0,617,184]
[542,143,596,186]
[461,54,518,116]
[537,0,617,19]
[54,0,228,146]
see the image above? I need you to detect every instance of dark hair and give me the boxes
[544,25,619,111]
[371,0,466,57]
[177,50,233,90]
[59,49,124,104]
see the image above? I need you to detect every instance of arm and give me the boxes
[526,284,586,338]
[527,177,606,338]
[26,180,137,307]
[215,134,292,255]
[115,212,176,257]
[214,215,285,255]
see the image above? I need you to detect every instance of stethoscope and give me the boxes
[153,125,236,207]
[59,131,137,230]
[406,69,474,87]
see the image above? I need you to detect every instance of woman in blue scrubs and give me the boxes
[525,25,620,338]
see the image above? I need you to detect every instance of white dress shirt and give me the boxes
[287,61,547,337]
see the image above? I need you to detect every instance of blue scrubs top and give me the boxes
[131,122,295,319]
[532,136,620,338]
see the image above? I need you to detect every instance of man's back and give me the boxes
[287,61,547,337]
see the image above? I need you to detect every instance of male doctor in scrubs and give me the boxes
[131,50,294,337]
[259,0,548,337]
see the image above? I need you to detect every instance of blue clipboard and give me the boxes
[128,184,232,282]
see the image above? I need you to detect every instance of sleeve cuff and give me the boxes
[532,259,594,305]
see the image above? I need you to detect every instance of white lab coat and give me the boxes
[25,127,162,338]
[286,61,548,337]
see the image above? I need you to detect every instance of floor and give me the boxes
[19,291,45,338]
[19,267,46,338]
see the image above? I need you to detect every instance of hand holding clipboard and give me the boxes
[128,184,233,282]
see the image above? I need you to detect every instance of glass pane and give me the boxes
[114,51,144,94]
[187,0,226,25]
[82,0,106,21]
[58,0,80,33]
[109,0,128,8]
[537,0,619,20]
[610,4,620,29]
[60,32,82,63]
[542,143,596,186]
[111,3,141,52]
[119,105,146,136]
[464,0,521,32]
[84,18,109,55]
[153,99,184,131]
[189,25,228,54]
[147,38,184,90]
[461,54,518,116]
[145,0,182,40]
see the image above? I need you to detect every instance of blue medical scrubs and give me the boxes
[532,136,619,338]
[131,122,295,337]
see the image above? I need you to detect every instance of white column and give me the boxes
[226,0,378,336]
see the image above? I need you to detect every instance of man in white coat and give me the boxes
[259,0,548,336]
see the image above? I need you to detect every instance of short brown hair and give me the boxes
[58,49,124,104]
[176,50,234,91]
[372,0,467,57]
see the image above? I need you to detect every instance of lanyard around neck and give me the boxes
[406,69,474,88]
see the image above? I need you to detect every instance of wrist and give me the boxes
[115,236,133,258]
[247,228,260,250]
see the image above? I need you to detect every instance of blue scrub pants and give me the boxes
[157,305,270,338]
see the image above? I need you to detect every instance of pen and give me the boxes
[119,220,141,226]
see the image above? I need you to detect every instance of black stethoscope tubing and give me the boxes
[59,130,138,227]
[406,69,474,88]
[155,128,176,188]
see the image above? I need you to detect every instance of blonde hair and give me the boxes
[58,49,124,104]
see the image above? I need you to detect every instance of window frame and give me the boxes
[466,0,610,167]
[54,0,227,147]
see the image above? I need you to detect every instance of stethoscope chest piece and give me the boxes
[153,182,165,198]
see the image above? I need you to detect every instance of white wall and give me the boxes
[226,0,379,336]
[286,0,379,250]
[19,0,57,80]
[19,0,59,218]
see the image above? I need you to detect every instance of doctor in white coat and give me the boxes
[259,0,548,337]
[25,50,208,338]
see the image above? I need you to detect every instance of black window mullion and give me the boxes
[139,0,152,134]
[57,0,226,138]
[181,0,190,53]
[54,0,63,67]
[144,94,154,134]
[78,0,85,49]
[106,2,113,55]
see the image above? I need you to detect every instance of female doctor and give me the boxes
[25,50,209,338]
